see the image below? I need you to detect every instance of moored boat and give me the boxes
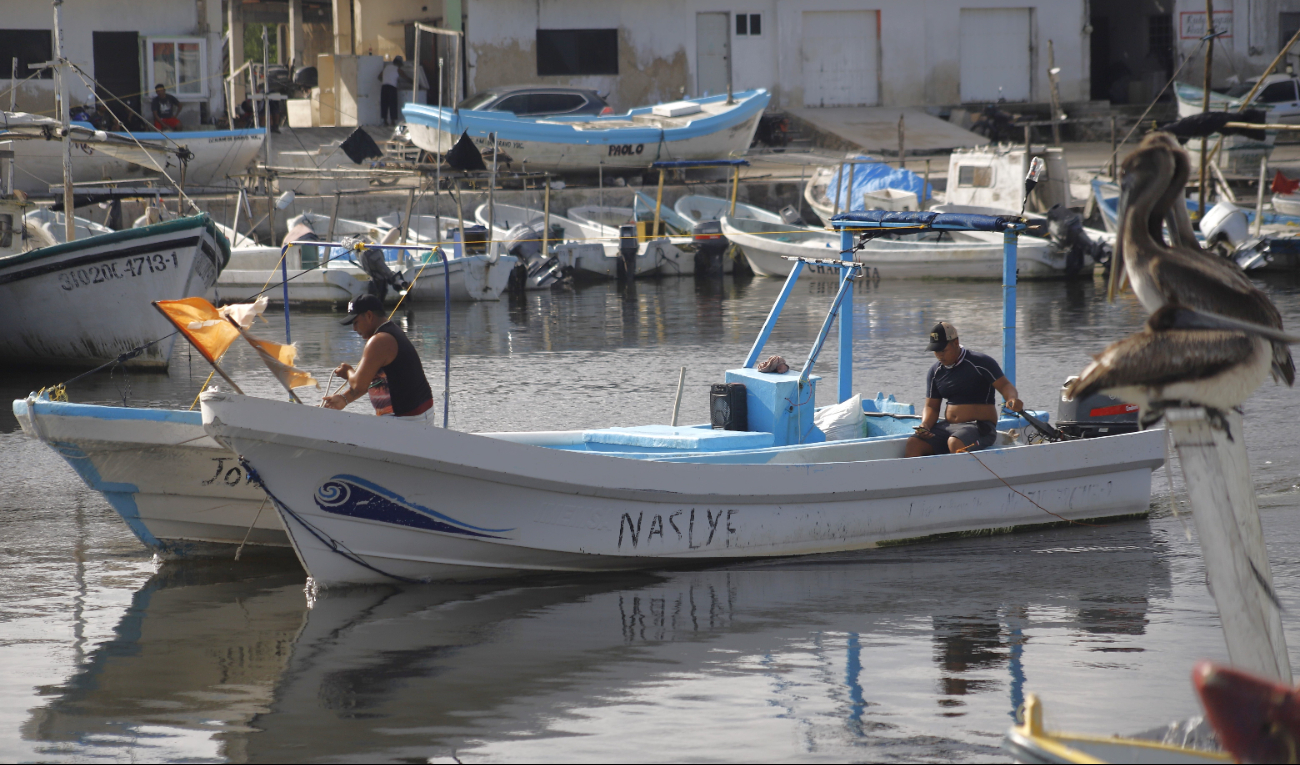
[403,90,769,172]
[723,215,1071,280]
[201,210,1165,587]
[0,212,229,367]
[12,397,287,556]
[675,194,784,226]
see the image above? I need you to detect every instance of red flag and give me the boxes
[1272,170,1300,196]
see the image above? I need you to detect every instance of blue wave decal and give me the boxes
[314,475,513,539]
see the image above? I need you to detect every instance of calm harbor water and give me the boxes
[4,273,1300,762]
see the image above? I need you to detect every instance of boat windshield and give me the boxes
[457,92,497,111]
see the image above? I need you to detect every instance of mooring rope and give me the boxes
[238,457,422,584]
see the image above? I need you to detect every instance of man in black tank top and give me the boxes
[323,295,434,418]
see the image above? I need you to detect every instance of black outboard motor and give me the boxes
[618,223,638,281]
[357,245,409,302]
[1047,204,1111,276]
[1057,376,1140,438]
[692,220,729,276]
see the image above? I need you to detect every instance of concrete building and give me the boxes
[0,0,226,128]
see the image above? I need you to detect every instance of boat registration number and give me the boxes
[608,144,645,157]
[59,252,178,292]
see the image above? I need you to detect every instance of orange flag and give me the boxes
[244,335,319,390]
[153,297,242,364]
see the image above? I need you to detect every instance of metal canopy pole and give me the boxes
[838,226,854,402]
[53,0,74,243]
[1002,228,1018,386]
[744,260,804,368]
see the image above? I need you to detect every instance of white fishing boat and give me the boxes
[569,190,697,235]
[24,207,114,242]
[4,116,264,196]
[12,397,286,555]
[403,90,769,172]
[201,209,1167,588]
[565,202,738,276]
[288,212,513,302]
[0,212,230,367]
[212,243,366,305]
[675,194,783,225]
[477,202,668,280]
[723,215,1070,280]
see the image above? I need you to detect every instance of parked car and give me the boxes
[1221,74,1300,123]
[455,86,612,118]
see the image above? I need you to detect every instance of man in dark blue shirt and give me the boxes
[905,321,1023,457]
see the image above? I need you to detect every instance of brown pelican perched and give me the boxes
[1107,135,1295,387]
[1067,307,1272,431]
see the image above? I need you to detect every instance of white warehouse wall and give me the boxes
[466,0,1089,110]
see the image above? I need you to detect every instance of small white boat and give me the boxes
[567,202,737,276]
[478,202,669,280]
[288,212,513,302]
[723,215,1070,280]
[404,90,769,172]
[1004,694,1226,764]
[1273,193,1300,217]
[675,194,783,225]
[201,209,1165,588]
[24,208,114,242]
[13,397,287,555]
[4,114,264,196]
[212,244,366,305]
[0,210,229,367]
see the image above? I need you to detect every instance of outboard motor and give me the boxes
[1057,376,1140,438]
[618,223,638,281]
[1047,204,1110,275]
[1200,201,1250,258]
[357,245,409,302]
[504,222,543,260]
[692,220,729,276]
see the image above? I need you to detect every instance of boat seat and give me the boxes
[582,425,774,452]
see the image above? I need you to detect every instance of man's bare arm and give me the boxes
[324,333,398,409]
[992,376,1024,413]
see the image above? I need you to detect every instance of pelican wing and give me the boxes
[1069,329,1256,400]
[1146,253,1283,328]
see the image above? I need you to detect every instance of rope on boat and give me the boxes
[238,457,423,584]
[963,450,1103,528]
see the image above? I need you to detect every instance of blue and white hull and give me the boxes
[13,398,287,556]
[201,391,1165,588]
[403,90,769,172]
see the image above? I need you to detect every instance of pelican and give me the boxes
[1107,136,1295,386]
[1067,306,1272,431]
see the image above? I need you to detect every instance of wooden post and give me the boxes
[670,366,686,426]
[1165,407,1292,682]
[845,162,857,212]
[1198,0,1215,219]
[1254,155,1267,238]
[1109,116,1118,179]
[729,165,740,216]
[831,161,846,217]
[652,168,665,238]
[923,159,931,210]
[452,178,467,258]
[327,190,340,242]
[1047,40,1062,147]
[897,114,905,169]
[400,187,416,245]
[542,175,550,255]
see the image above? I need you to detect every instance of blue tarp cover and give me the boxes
[828,157,933,207]
[831,210,1017,232]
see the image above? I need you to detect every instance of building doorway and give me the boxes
[696,12,730,97]
[800,10,878,107]
[93,32,141,128]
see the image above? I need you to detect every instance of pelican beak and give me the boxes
[1107,175,1134,303]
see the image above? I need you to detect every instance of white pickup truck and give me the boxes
[1176,73,1300,123]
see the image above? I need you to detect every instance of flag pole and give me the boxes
[151,303,245,395]
[224,317,304,404]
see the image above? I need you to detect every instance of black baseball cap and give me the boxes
[926,321,958,351]
[341,294,383,325]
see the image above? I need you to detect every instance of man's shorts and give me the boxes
[915,419,997,454]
